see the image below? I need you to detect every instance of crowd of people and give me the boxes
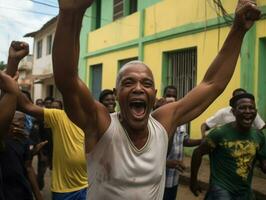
[0,0,265,200]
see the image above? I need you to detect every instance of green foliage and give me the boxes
[0,61,6,71]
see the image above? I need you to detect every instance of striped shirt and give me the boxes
[165,125,188,188]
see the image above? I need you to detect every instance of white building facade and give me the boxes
[25,16,61,102]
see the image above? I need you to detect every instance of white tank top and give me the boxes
[86,113,168,200]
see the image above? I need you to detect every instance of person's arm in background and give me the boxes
[6,41,29,77]
[166,160,186,172]
[24,141,43,200]
[25,159,43,200]
[3,41,44,121]
[183,137,202,147]
[200,122,210,138]
[17,92,44,121]
[0,72,19,135]
[190,140,212,196]
[0,41,24,129]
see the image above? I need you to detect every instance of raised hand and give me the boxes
[7,41,29,77]
[234,0,261,31]
[8,41,29,61]
[58,0,94,11]
[0,71,19,94]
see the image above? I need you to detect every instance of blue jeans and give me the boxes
[205,185,255,200]
[52,188,87,200]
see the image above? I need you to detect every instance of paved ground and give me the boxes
[39,177,205,200]
[34,156,266,200]
[37,167,205,200]
[177,184,206,200]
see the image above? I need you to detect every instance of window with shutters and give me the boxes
[113,0,124,20]
[90,64,103,99]
[95,0,102,29]
[36,40,43,59]
[128,0,138,15]
[46,35,52,55]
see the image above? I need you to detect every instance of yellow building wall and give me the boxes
[85,0,266,138]
[145,0,236,36]
[87,47,138,89]
[144,27,241,138]
[88,13,139,51]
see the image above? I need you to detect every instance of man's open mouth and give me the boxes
[129,100,147,119]
[242,116,253,124]
[107,104,115,109]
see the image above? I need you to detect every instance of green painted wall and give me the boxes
[79,0,162,75]
[79,8,92,82]
[240,25,256,93]
[101,0,113,27]
[78,0,114,81]
[138,0,161,10]
[258,38,266,120]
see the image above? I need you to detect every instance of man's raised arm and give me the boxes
[6,41,29,77]
[0,72,19,133]
[4,41,44,121]
[153,0,261,135]
[52,0,110,140]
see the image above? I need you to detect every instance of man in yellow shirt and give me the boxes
[19,96,88,200]
[6,41,88,200]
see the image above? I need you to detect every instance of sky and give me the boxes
[0,0,59,62]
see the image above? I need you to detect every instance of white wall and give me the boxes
[33,83,43,102]
[32,24,56,76]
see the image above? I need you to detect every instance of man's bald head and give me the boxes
[116,60,153,88]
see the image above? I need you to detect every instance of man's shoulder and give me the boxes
[212,122,231,131]
[250,128,265,141]
[208,123,232,138]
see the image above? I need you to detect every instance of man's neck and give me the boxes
[119,114,149,150]
[231,122,251,133]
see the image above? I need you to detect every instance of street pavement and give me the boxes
[35,156,266,200]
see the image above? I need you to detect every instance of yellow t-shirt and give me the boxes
[44,109,88,192]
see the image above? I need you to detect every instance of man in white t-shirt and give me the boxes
[51,0,261,199]
[201,88,265,136]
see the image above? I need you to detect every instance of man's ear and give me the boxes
[231,107,236,117]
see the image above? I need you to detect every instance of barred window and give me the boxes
[90,64,103,99]
[165,47,197,99]
[36,40,43,59]
[164,47,197,134]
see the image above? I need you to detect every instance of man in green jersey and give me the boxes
[190,93,266,200]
